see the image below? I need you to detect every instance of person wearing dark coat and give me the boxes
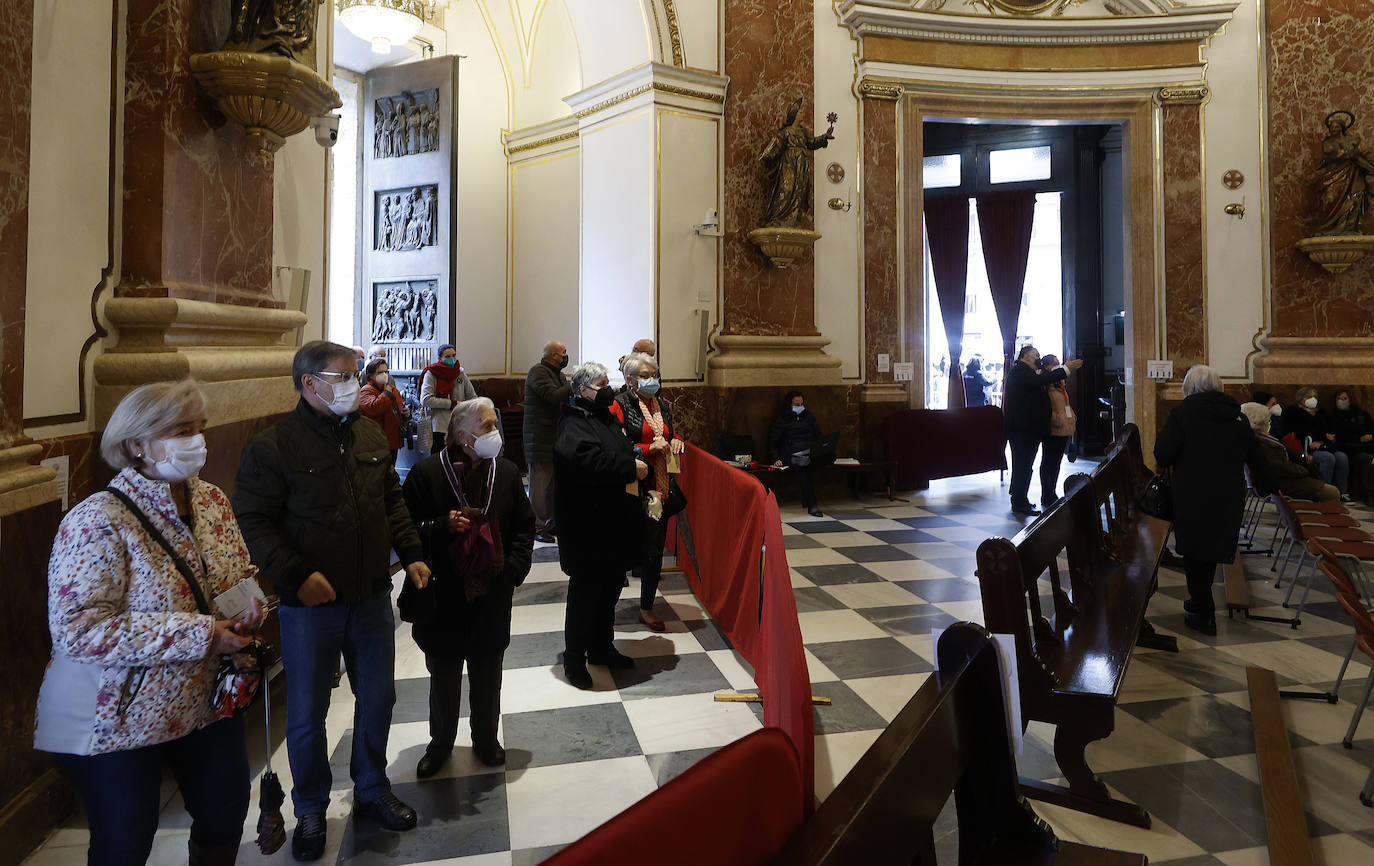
[1282,386,1351,499]
[1330,388,1374,499]
[1003,345,1083,516]
[769,390,825,517]
[963,358,995,408]
[402,397,535,777]
[1154,366,1261,635]
[554,362,646,690]
[523,340,571,543]
[1240,402,1338,502]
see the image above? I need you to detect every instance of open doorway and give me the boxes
[921,120,1126,458]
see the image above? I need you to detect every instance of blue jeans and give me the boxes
[1311,448,1350,494]
[53,716,248,865]
[279,590,397,817]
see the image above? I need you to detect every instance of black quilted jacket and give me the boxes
[233,399,425,606]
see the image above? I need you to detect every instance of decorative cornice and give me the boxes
[859,79,904,100]
[837,0,1239,47]
[564,63,729,123]
[1157,84,1209,104]
[573,83,653,119]
[506,130,577,155]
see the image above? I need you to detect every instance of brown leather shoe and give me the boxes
[638,610,666,632]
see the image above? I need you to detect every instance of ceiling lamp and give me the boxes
[337,0,426,55]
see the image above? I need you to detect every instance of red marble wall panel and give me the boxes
[0,0,34,445]
[862,96,900,382]
[721,0,817,336]
[1268,0,1374,336]
[1161,103,1205,369]
[120,0,277,308]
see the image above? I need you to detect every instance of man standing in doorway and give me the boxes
[233,340,431,862]
[524,340,571,543]
[1003,344,1081,517]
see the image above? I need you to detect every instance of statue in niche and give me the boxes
[759,98,835,228]
[1314,110,1374,237]
[373,89,441,159]
[223,0,322,63]
[372,280,438,342]
[376,185,438,251]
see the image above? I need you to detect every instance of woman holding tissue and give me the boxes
[34,379,265,866]
[612,353,686,632]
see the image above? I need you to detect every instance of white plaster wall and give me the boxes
[449,0,514,375]
[1201,0,1265,380]
[674,0,720,73]
[657,110,719,381]
[23,0,112,421]
[513,1,582,128]
[511,153,581,367]
[579,110,656,373]
[272,124,329,345]
[563,0,654,85]
[813,0,863,380]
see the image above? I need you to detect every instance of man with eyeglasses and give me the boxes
[233,340,432,861]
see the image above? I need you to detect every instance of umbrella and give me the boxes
[256,654,286,855]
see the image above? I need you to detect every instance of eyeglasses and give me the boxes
[311,371,355,383]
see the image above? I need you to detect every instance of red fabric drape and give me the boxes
[924,196,970,409]
[975,191,1038,393]
[673,445,814,810]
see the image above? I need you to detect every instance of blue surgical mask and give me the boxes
[638,378,660,397]
[792,405,804,415]
[441,356,457,367]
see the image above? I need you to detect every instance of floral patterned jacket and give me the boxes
[34,468,257,755]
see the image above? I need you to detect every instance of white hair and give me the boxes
[570,362,608,391]
[620,352,658,379]
[1181,364,1223,397]
[448,397,496,437]
[541,340,564,360]
[1240,402,1271,433]
[100,379,208,469]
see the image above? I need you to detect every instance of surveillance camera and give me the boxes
[311,114,341,147]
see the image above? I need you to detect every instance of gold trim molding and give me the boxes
[1157,84,1209,104]
[664,0,684,68]
[507,130,577,155]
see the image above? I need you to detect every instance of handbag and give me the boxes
[106,487,262,718]
[1137,470,1174,522]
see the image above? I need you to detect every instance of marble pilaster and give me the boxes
[1161,100,1205,371]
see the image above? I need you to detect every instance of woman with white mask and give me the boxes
[1282,386,1353,502]
[401,398,535,777]
[34,379,265,866]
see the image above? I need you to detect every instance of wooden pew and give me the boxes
[976,448,1163,827]
[774,623,1146,866]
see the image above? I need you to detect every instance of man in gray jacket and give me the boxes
[233,340,432,861]
[523,340,570,543]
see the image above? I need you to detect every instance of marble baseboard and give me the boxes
[706,334,844,387]
[1252,335,1374,385]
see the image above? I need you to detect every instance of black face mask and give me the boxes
[592,386,615,408]
[558,356,569,370]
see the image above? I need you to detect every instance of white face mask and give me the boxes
[318,375,361,416]
[1269,403,1283,417]
[374,372,389,386]
[1303,397,1319,410]
[792,405,805,415]
[147,434,207,482]
[469,429,503,459]
[1337,398,1351,411]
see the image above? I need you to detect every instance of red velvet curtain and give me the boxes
[976,191,1038,394]
[924,196,970,409]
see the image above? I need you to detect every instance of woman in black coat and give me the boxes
[554,362,646,689]
[401,398,535,776]
[1154,366,1259,635]
[769,390,825,516]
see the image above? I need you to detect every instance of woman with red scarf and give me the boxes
[420,344,477,454]
[359,358,410,463]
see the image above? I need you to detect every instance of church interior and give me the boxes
[5,0,1374,863]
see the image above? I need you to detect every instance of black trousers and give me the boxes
[565,568,623,659]
[795,464,817,509]
[1040,435,1069,507]
[640,515,671,611]
[425,650,503,752]
[1008,433,1044,509]
[53,716,248,865]
[1182,556,1218,617]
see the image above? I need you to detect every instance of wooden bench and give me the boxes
[975,431,1169,828]
[774,622,1146,865]
[1247,666,1316,866]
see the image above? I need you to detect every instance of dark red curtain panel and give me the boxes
[924,196,971,409]
[976,190,1038,389]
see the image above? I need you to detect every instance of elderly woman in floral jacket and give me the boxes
[34,380,264,866]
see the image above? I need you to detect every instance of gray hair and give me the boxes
[448,397,496,438]
[292,340,357,391]
[541,340,564,360]
[570,362,608,391]
[1240,402,1271,433]
[1294,385,1318,403]
[1181,364,1223,397]
[100,379,208,470]
[621,352,658,380]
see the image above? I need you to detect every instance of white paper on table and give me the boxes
[214,577,268,621]
[931,628,1023,755]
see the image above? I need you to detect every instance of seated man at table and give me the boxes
[769,391,824,517]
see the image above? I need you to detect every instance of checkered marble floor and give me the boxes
[25,470,1374,865]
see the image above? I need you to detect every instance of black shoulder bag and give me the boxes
[1137,469,1174,522]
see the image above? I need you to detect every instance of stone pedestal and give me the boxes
[1252,335,1374,385]
[706,335,844,387]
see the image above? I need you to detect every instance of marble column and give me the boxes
[708,0,841,386]
[1160,97,1205,374]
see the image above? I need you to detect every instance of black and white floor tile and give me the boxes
[24,469,1374,865]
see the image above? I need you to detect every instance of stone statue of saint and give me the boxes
[224,0,322,63]
[1315,110,1374,236]
[759,98,835,228]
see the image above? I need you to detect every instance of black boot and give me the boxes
[563,653,592,689]
[188,837,240,866]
